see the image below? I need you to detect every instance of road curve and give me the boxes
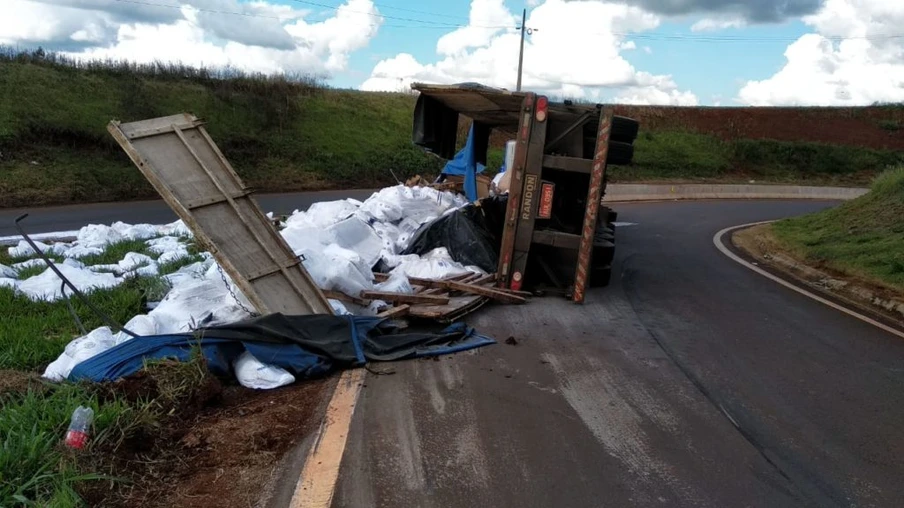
[333,200,904,508]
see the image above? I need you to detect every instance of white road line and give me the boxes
[714,222,904,340]
[289,368,366,508]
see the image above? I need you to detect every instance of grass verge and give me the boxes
[770,167,904,291]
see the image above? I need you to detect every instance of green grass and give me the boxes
[613,131,902,186]
[0,279,149,371]
[0,50,443,208]
[772,167,904,290]
[0,382,142,507]
[0,356,213,506]
[158,254,205,276]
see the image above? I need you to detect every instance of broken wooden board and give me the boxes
[108,113,332,316]
[360,290,450,306]
[374,273,525,305]
[408,295,488,322]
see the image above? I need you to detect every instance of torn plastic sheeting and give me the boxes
[357,185,467,225]
[17,263,121,301]
[155,220,193,237]
[374,271,414,294]
[77,224,124,249]
[146,236,186,255]
[285,199,359,230]
[325,217,383,269]
[390,248,482,280]
[298,245,373,298]
[111,221,159,241]
[148,274,252,335]
[0,263,15,278]
[158,246,190,265]
[64,245,105,259]
[66,314,496,387]
[7,239,67,258]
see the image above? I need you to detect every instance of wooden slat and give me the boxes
[108,114,333,316]
[470,273,497,285]
[377,305,411,319]
[542,155,592,174]
[403,277,526,304]
[409,295,488,322]
[532,230,581,249]
[360,291,450,305]
[322,290,372,307]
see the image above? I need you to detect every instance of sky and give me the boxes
[2,0,904,106]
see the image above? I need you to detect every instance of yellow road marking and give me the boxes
[289,368,366,508]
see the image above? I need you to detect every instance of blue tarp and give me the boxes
[441,124,486,202]
[68,314,495,384]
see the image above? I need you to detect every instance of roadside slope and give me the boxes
[1,51,902,207]
[770,167,904,291]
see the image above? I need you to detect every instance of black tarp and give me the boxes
[401,195,508,273]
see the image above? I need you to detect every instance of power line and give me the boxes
[367,1,471,22]
[287,0,514,29]
[99,0,904,42]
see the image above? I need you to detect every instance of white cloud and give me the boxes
[360,0,697,105]
[0,0,380,75]
[690,16,746,32]
[738,0,904,105]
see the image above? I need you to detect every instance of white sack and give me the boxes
[234,351,295,390]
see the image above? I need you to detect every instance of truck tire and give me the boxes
[607,141,634,166]
[611,116,639,143]
[590,264,612,287]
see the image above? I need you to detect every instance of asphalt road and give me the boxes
[333,200,904,508]
[5,195,902,506]
[0,190,376,237]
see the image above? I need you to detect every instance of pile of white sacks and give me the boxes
[1,185,483,389]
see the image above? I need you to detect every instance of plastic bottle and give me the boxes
[64,406,94,450]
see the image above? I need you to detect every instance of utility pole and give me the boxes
[516,8,526,92]
[516,9,537,92]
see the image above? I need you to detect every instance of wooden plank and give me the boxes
[532,230,581,249]
[322,290,372,307]
[108,114,332,316]
[572,109,613,304]
[470,273,496,285]
[542,155,592,174]
[360,291,450,305]
[409,295,488,322]
[377,305,411,319]
[404,277,526,304]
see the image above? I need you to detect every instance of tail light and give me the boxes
[536,96,548,122]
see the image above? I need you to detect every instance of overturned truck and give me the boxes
[411,83,639,303]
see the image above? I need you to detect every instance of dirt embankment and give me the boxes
[78,368,332,508]
[612,105,904,150]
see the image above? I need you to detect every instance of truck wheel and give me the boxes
[607,141,634,166]
[611,116,639,143]
[590,264,612,287]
